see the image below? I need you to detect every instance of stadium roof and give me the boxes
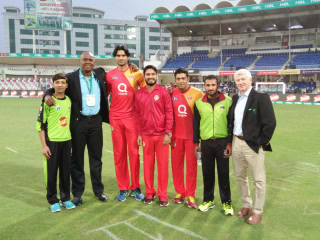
[151,0,320,36]
[0,54,116,67]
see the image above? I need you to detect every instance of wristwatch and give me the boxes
[165,132,172,137]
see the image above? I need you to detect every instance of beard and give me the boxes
[146,80,157,86]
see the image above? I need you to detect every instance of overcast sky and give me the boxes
[0,0,228,51]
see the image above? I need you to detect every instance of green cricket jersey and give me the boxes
[36,96,72,142]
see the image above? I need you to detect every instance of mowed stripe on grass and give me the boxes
[0,98,319,240]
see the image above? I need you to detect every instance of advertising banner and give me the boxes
[300,70,320,75]
[150,0,320,20]
[24,0,73,30]
[257,71,279,75]
[278,69,301,75]
[269,94,320,104]
[219,71,235,76]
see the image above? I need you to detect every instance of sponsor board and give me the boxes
[150,0,320,20]
[278,69,301,75]
[270,94,280,101]
[219,71,235,76]
[258,71,279,75]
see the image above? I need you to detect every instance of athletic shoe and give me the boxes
[50,203,61,213]
[72,197,82,206]
[173,194,184,204]
[130,188,144,201]
[144,198,153,205]
[96,194,108,202]
[160,200,169,207]
[198,201,215,212]
[117,190,129,202]
[62,200,76,210]
[222,202,234,216]
[186,196,197,208]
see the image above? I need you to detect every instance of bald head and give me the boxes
[80,52,95,76]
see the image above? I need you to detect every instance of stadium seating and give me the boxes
[253,53,289,70]
[290,44,313,49]
[2,77,40,90]
[290,52,320,69]
[192,56,224,70]
[288,81,316,93]
[223,54,257,70]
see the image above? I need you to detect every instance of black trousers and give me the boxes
[71,114,104,198]
[201,138,231,203]
[45,140,72,205]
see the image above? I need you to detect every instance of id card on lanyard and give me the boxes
[85,75,96,107]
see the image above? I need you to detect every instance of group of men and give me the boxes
[43,46,276,224]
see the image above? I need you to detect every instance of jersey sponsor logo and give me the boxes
[112,77,118,80]
[118,83,128,95]
[178,105,187,117]
[219,104,225,110]
[154,95,159,101]
[59,117,68,127]
[172,97,178,101]
[128,74,133,80]
[56,106,61,111]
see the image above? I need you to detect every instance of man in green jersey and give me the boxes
[36,73,76,213]
[193,75,234,216]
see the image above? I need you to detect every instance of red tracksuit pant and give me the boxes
[142,135,169,202]
[110,117,140,191]
[171,138,197,198]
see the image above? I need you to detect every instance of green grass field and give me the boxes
[0,98,319,240]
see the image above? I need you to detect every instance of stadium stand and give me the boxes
[253,53,289,70]
[290,52,320,69]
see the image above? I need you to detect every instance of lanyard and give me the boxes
[84,74,93,94]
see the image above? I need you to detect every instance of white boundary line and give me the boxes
[105,149,113,154]
[88,210,206,240]
[133,210,207,240]
[268,176,300,184]
[6,147,18,153]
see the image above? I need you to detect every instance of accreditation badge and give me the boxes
[86,94,96,106]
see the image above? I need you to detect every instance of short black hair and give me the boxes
[174,68,189,78]
[143,65,158,75]
[113,45,130,57]
[52,73,68,83]
[204,75,219,85]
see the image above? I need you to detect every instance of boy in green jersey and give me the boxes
[36,73,75,213]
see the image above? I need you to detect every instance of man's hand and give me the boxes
[137,135,143,146]
[163,135,171,146]
[130,63,139,73]
[42,145,51,159]
[194,146,201,158]
[164,84,173,94]
[224,144,232,158]
[45,95,55,106]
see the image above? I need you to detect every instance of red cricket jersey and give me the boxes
[135,84,173,136]
[172,86,204,139]
[106,66,145,119]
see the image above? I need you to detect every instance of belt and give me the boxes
[80,114,99,120]
[235,136,245,140]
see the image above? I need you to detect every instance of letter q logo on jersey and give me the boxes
[118,83,128,95]
[178,105,187,117]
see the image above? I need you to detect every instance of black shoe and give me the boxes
[160,200,169,207]
[96,194,108,202]
[72,197,82,206]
